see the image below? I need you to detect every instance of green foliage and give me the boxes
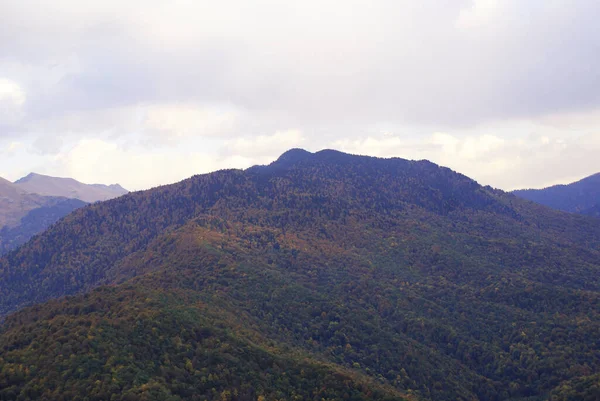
[1,149,600,400]
[549,373,600,400]
[0,285,404,401]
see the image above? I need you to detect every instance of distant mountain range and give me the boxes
[0,149,599,400]
[512,173,600,215]
[14,172,128,203]
[0,173,127,255]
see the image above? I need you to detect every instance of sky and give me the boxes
[1,0,599,191]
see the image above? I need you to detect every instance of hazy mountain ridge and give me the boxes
[0,177,53,228]
[14,172,128,203]
[0,178,86,254]
[1,150,600,400]
[0,173,127,255]
[512,173,600,214]
[0,198,87,255]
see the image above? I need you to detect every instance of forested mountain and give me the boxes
[1,149,600,400]
[0,198,87,255]
[513,173,600,214]
[14,172,128,203]
[0,177,87,255]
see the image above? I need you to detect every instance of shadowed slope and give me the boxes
[0,177,87,255]
[513,173,600,213]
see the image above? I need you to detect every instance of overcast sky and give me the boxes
[1,0,599,191]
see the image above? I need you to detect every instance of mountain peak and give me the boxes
[269,149,378,170]
[274,148,313,165]
[13,173,128,203]
[0,176,14,186]
[14,172,54,184]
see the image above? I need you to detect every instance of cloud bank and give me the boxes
[1,0,599,189]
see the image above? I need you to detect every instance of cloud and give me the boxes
[1,0,600,190]
[0,78,26,125]
[31,135,63,155]
[2,141,23,157]
[143,104,241,143]
[43,130,305,190]
[332,130,600,190]
[456,0,502,29]
[4,0,600,129]
[0,79,25,106]
[46,138,235,190]
[223,130,305,158]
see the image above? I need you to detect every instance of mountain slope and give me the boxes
[0,177,86,255]
[512,173,600,213]
[582,203,600,217]
[0,171,126,254]
[0,176,50,228]
[0,198,87,255]
[0,283,404,401]
[1,149,600,400]
[14,172,128,203]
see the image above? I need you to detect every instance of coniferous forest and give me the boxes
[1,149,600,400]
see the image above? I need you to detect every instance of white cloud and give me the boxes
[48,139,223,190]
[44,130,305,190]
[5,0,600,128]
[537,107,600,131]
[0,79,25,106]
[331,130,600,190]
[456,0,502,29]
[224,130,305,158]
[32,135,63,155]
[457,134,505,160]
[3,141,23,156]
[20,103,245,149]
[143,104,241,142]
[0,78,26,125]
[334,136,404,158]
[334,132,506,163]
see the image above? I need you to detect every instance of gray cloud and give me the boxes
[0,0,599,189]
[3,0,599,126]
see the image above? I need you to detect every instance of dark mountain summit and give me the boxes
[1,150,599,400]
[272,147,313,165]
[513,172,600,214]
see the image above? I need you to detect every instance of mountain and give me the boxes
[0,176,46,228]
[14,172,128,203]
[0,172,127,254]
[582,203,600,217]
[512,173,600,214]
[0,177,87,256]
[0,198,87,255]
[1,149,600,400]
